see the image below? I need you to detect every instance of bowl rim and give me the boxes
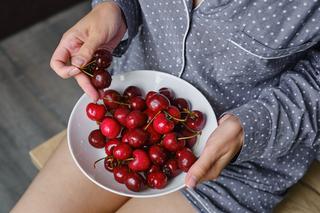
[67,70,216,198]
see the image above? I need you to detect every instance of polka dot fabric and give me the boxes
[93,0,320,212]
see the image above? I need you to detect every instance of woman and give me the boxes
[13,0,320,212]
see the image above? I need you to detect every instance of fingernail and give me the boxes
[72,57,85,67]
[69,67,80,76]
[186,175,197,188]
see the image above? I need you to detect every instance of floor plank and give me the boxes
[0,2,89,212]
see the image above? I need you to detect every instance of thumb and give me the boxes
[72,35,104,68]
[185,148,219,188]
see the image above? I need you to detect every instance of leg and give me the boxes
[116,191,196,213]
[12,138,129,213]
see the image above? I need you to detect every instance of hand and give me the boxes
[185,114,244,188]
[50,2,127,101]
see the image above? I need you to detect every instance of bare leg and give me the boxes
[116,191,195,213]
[12,138,129,213]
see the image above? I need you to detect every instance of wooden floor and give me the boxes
[0,3,90,212]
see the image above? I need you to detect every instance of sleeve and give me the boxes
[227,46,320,163]
[91,0,142,57]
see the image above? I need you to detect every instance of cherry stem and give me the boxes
[93,156,107,169]
[182,123,198,133]
[177,131,201,140]
[103,98,130,106]
[79,68,94,77]
[163,111,188,122]
[144,111,162,131]
[123,157,135,162]
[81,59,96,69]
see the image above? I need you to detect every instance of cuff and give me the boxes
[225,101,272,163]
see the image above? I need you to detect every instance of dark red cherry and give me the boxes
[127,128,149,148]
[102,89,121,109]
[186,110,206,131]
[113,143,132,160]
[91,69,112,89]
[145,91,157,101]
[147,172,168,189]
[159,87,175,103]
[153,113,174,134]
[105,138,120,155]
[146,93,170,113]
[88,129,106,148]
[104,157,117,172]
[100,117,121,139]
[172,98,190,111]
[148,145,167,166]
[144,109,156,122]
[125,172,144,192]
[129,96,146,111]
[177,148,197,172]
[145,164,161,176]
[180,128,198,148]
[162,158,181,178]
[114,107,130,126]
[86,103,106,121]
[145,125,161,145]
[123,86,142,98]
[128,149,151,172]
[125,110,147,129]
[113,165,129,184]
[163,132,186,152]
[94,49,113,68]
[167,106,181,124]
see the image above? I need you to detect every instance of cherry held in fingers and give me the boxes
[91,69,112,89]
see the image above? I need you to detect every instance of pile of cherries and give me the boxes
[86,86,206,192]
[79,49,113,90]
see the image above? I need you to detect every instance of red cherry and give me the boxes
[129,149,151,172]
[127,128,149,148]
[146,93,170,113]
[144,109,156,122]
[94,49,113,68]
[125,110,147,129]
[147,172,168,189]
[113,165,129,184]
[91,69,112,89]
[180,128,198,148]
[129,96,146,111]
[153,113,174,134]
[145,91,157,101]
[186,110,206,131]
[125,172,144,192]
[172,98,190,111]
[88,129,106,148]
[145,125,161,145]
[86,103,106,121]
[177,148,197,172]
[113,143,132,160]
[145,164,161,176]
[123,86,142,98]
[114,107,130,126]
[100,117,121,139]
[159,87,175,103]
[148,145,167,166]
[167,106,181,124]
[163,132,186,152]
[105,138,120,155]
[162,158,181,178]
[102,90,121,109]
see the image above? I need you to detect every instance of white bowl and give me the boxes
[68,70,217,198]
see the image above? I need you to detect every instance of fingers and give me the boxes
[74,74,99,102]
[71,35,104,68]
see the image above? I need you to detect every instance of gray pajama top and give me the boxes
[92,0,320,212]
